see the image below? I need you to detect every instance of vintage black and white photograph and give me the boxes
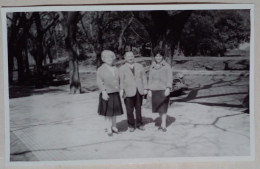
[2,4,254,163]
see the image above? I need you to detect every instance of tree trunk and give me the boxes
[16,49,25,82]
[34,12,45,81]
[8,44,14,83]
[24,46,30,78]
[8,13,20,83]
[47,48,53,63]
[95,29,104,69]
[53,31,59,59]
[69,53,81,94]
[62,12,82,94]
[118,13,134,57]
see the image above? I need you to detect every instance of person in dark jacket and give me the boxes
[148,49,173,132]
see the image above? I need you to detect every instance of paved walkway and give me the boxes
[9,74,250,161]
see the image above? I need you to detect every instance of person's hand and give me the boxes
[164,88,170,96]
[143,89,148,95]
[102,91,109,101]
[120,90,124,97]
[148,90,152,98]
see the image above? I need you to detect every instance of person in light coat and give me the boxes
[97,50,123,136]
[119,51,148,132]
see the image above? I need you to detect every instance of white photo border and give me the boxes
[1,3,255,166]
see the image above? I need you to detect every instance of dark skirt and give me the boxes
[152,90,169,114]
[98,92,123,116]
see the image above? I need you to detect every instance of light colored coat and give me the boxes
[96,64,120,93]
[148,60,173,91]
[119,62,148,97]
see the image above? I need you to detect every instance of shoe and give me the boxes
[137,126,145,131]
[158,126,167,132]
[111,127,119,134]
[107,129,113,136]
[129,127,135,132]
[162,128,167,132]
[108,132,113,136]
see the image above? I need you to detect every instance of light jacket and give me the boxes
[119,62,148,97]
[96,64,120,93]
[148,60,173,91]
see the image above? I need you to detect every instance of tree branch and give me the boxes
[42,15,59,35]
[80,18,94,44]
[6,15,16,23]
[130,27,149,41]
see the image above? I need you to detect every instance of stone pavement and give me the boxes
[9,74,250,161]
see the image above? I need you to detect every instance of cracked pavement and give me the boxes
[9,73,250,161]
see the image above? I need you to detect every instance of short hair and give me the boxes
[124,51,135,58]
[153,48,165,56]
[101,50,116,62]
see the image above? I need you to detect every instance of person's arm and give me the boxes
[166,64,173,90]
[119,66,125,97]
[148,66,153,90]
[147,66,153,97]
[97,67,109,100]
[96,68,106,92]
[164,64,173,96]
[141,65,148,93]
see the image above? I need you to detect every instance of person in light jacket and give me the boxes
[148,49,173,132]
[119,51,148,132]
[97,50,123,136]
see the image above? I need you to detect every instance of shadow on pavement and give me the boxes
[170,75,249,113]
[116,116,154,132]
[153,115,176,127]
[189,101,245,109]
[9,86,66,99]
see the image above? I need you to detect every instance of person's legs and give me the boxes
[111,116,118,133]
[161,113,167,129]
[105,116,113,136]
[124,97,135,130]
[158,112,167,132]
[135,90,143,129]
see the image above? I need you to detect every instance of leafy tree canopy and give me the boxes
[180,10,250,56]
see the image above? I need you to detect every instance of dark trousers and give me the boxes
[124,90,143,128]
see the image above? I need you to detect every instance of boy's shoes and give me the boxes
[137,126,145,131]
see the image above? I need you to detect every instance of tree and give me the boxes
[117,12,134,57]
[30,12,59,76]
[7,12,20,82]
[80,11,126,67]
[134,10,192,65]
[180,10,250,56]
[59,12,82,94]
[7,12,34,82]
